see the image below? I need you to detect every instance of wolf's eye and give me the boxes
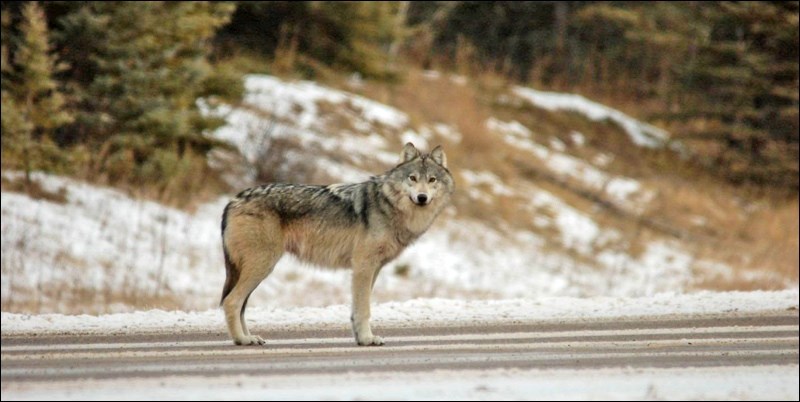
[428,177,437,183]
[409,175,417,182]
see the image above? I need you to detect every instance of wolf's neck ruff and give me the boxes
[220,143,454,346]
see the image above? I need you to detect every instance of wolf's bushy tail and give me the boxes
[220,203,239,306]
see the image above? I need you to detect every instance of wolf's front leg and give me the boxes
[351,266,384,346]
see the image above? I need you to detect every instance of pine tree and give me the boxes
[1,9,30,150]
[219,1,399,79]
[1,2,73,184]
[54,2,236,183]
[574,2,799,190]
[675,2,799,189]
[313,2,398,78]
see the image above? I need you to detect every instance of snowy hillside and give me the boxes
[1,74,792,314]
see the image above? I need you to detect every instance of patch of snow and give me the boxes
[638,242,695,294]
[346,72,364,89]
[488,118,653,210]
[422,70,441,80]
[550,137,566,152]
[553,205,601,255]
[401,129,430,150]
[459,170,514,198]
[1,172,226,313]
[605,178,644,204]
[545,151,609,188]
[315,158,374,184]
[1,290,796,335]
[521,182,706,295]
[243,75,409,130]
[486,117,532,139]
[533,215,551,228]
[513,87,669,148]
[199,74,405,183]
[593,153,614,167]
[431,123,462,144]
[449,75,467,86]
[570,131,586,147]
[527,186,605,255]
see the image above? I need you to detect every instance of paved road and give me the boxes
[2,311,797,384]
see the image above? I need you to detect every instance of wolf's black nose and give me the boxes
[417,194,428,204]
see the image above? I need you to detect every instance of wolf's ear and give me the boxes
[430,145,447,168]
[399,142,420,164]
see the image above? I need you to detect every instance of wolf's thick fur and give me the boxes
[220,143,454,346]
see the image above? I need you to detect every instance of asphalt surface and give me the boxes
[2,311,797,385]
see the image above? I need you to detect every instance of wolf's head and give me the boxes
[384,143,454,209]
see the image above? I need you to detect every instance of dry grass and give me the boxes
[100,150,233,212]
[748,199,800,281]
[362,70,507,168]
[1,175,68,204]
[631,163,799,289]
[1,281,184,315]
[688,197,799,290]
[0,195,198,314]
[528,75,799,286]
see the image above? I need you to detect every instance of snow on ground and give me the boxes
[0,172,227,313]
[199,74,461,180]
[429,123,462,143]
[512,86,670,148]
[2,289,796,335]
[5,365,798,401]
[0,171,720,314]
[459,170,515,198]
[241,74,408,130]
[487,116,654,210]
[198,76,405,184]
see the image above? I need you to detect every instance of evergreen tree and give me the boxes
[218,1,399,79]
[54,2,237,183]
[571,2,799,190]
[1,2,73,183]
[682,2,799,188]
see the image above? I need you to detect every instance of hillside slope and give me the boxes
[1,73,795,313]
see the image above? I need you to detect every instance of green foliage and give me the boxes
[56,2,237,182]
[1,1,795,197]
[219,1,400,79]
[575,2,798,190]
[0,2,241,203]
[1,2,73,182]
[409,1,798,191]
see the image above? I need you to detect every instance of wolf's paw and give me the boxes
[234,335,266,346]
[357,335,385,346]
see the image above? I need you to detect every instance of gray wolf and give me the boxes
[220,143,454,346]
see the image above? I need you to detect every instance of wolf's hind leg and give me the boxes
[222,215,283,346]
[240,294,252,337]
[223,251,280,345]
